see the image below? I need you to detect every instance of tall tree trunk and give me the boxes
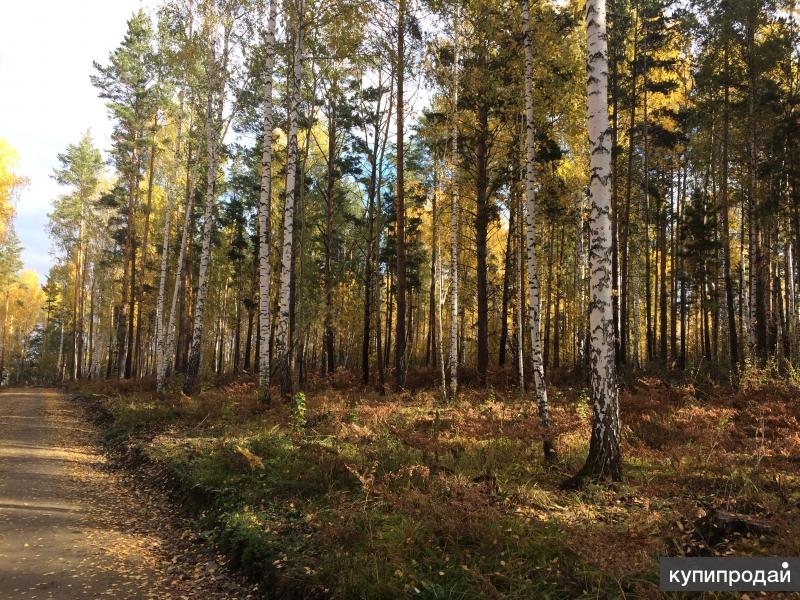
[747,12,767,362]
[184,74,222,394]
[324,96,336,377]
[125,225,137,379]
[449,5,460,399]
[394,0,407,389]
[275,0,305,398]
[117,142,139,378]
[166,146,195,378]
[88,268,96,378]
[385,269,393,368]
[58,294,66,383]
[575,192,587,374]
[134,121,158,377]
[257,0,278,401]
[670,159,678,363]
[0,293,8,385]
[499,197,514,366]
[643,16,652,363]
[553,226,564,369]
[620,4,638,369]
[427,168,439,368]
[155,98,184,391]
[361,69,393,386]
[437,198,447,398]
[475,101,489,387]
[374,185,386,392]
[523,0,553,460]
[216,278,229,374]
[720,38,739,373]
[659,194,667,361]
[544,225,553,370]
[516,168,527,391]
[566,0,621,486]
[233,275,242,372]
[72,218,82,380]
[609,0,621,370]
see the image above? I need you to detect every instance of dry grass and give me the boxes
[69,368,800,599]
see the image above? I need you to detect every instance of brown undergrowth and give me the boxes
[68,368,800,599]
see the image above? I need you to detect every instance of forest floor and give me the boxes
[66,366,800,599]
[0,388,258,599]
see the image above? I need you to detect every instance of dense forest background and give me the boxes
[5,0,795,447]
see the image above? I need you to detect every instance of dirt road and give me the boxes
[0,388,256,599]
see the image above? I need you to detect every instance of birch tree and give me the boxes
[522,0,554,460]
[565,0,621,486]
[184,1,236,394]
[448,4,459,400]
[275,0,305,398]
[155,96,184,392]
[394,0,408,389]
[257,0,278,402]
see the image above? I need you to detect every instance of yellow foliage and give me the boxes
[0,137,25,243]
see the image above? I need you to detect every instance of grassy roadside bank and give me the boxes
[69,371,800,599]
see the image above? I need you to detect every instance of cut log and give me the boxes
[695,509,774,546]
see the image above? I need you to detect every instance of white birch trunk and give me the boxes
[164,163,196,383]
[522,0,553,458]
[448,6,460,400]
[574,191,587,371]
[155,95,184,393]
[574,0,621,483]
[258,0,278,402]
[183,77,220,393]
[516,180,525,392]
[437,233,447,400]
[275,0,305,397]
[434,163,447,400]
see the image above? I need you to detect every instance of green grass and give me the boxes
[72,373,800,599]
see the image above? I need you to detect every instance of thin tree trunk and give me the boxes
[449,5,460,399]
[620,3,638,368]
[155,95,185,391]
[516,172,527,391]
[475,101,489,387]
[721,38,739,373]
[135,121,158,377]
[523,0,553,459]
[257,0,278,401]
[498,196,514,367]
[394,0,407,389]
[166,146,195,378]
[275,0,305,398]
[324,95,336,377]
[427,168,439,368]
[659,193,667,361]
[184,74,221,394]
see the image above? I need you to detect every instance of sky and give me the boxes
[0,1,441,281]
[0,0,152,279]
